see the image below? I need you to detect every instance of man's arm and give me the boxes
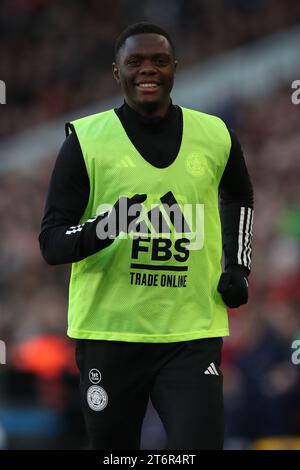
[218,128,254,307]
[39,132,111,265]
[219,128,254,273]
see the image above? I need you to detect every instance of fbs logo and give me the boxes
[130,191,194,265]
[129,191,204,252]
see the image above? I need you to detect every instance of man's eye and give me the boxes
[127,59,139,66]
[156,58,169,65]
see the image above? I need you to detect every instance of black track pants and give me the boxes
[75,337,224,450]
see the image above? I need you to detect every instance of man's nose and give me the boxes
[139,62,157,75]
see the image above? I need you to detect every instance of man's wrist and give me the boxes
[226,264,250,277]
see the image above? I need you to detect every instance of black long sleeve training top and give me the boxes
[39,102,254,273]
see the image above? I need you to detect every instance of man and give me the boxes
[39,22,253,450]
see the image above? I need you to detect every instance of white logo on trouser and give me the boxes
[204,362,219,375]
[89,368,101,384]
[87,385,108,411]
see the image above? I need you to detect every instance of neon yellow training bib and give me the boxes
[67,107,231,342]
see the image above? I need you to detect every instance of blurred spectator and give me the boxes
[0,334,86,449]
[1,0,300,138]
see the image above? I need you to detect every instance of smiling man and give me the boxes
[39,22,254,450]
[113,31,177,116]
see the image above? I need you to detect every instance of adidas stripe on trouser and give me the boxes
[75,337,224,450]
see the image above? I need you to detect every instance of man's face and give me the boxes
[113,33,177,116]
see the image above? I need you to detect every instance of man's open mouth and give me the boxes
[136,82,160,89]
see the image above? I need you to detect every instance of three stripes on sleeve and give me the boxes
[238,207,253,270]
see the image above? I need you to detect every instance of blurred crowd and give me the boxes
[1,0,300,138]
[217,85,300,448]
[0,0,300,450]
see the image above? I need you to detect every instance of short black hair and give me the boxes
[114,22,175,60]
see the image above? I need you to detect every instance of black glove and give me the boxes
[114,193,147,235]
[96,193,147,240]
[217,265,249,308]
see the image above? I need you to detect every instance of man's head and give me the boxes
[112,22,177,117]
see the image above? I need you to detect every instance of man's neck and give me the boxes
[124,99,172,119]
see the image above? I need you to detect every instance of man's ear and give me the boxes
[112,62,120,83]
[174,60,178,74]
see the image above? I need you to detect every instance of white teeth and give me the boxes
[138,83,158,88]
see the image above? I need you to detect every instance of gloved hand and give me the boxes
[217,265,249,308]
[113,193,147,235]
[96,193,147,240]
